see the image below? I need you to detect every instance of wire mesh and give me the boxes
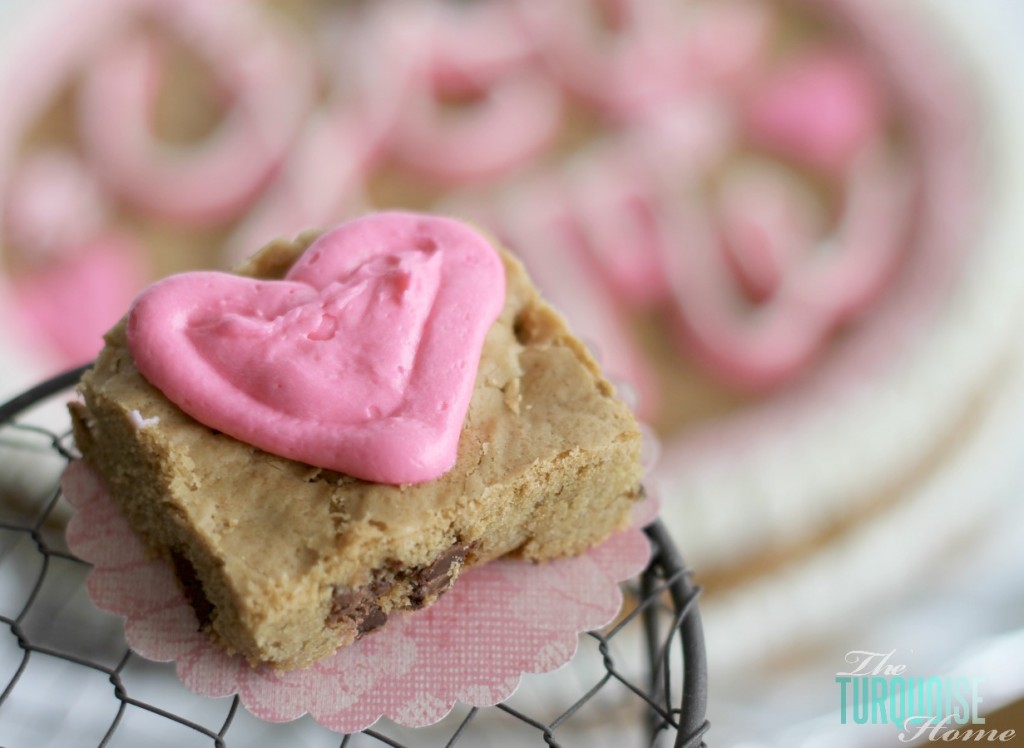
[0,366,709,748]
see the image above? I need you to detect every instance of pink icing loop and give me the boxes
[655,150,910,391]
[76,0,314,225]
[715,162,823,305]
[427,0,539,91]
[316,1,433,165]
[789,144,913,320]
[556,143,674,308]
[509,0,688,122]
[126,212,506,484]
[677,0,775,92]
[386,3,563,185]
[744,47,885,174]
[659,189,833,390]
[4,149,107,260]
[220,108,373,268]
[223,6,427,266]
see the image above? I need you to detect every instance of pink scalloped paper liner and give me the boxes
[61,460,655,732]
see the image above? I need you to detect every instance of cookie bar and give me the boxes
[70,216,644,670]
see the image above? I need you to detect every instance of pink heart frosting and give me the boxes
[125,212,506,484]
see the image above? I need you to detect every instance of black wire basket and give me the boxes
[0,366,709,748]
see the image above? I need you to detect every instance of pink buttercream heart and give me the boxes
[126,212,506,484]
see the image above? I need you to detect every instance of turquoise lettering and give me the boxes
[836,677,851,724]
[951,677,971,724]
[923,677,942,719]
[972,678,985,725]
[873,677,888,724]
[854,677,869,724]
[889,677,907,725]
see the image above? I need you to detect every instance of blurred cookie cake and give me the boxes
[2,0,1021,669]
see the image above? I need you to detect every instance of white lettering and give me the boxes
[838,649,906,677]
[898,715,1015,743]
[900,714,954,742]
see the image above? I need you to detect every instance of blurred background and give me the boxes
[1,0,1023,745]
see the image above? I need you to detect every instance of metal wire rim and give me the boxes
[0,365,709,747]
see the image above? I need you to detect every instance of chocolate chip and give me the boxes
[327,588,371,628]
[358,604,388,634]
[328,579,393,635]
[409,544,469,608]
[170,548,215,629]
[328,542,473,634]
